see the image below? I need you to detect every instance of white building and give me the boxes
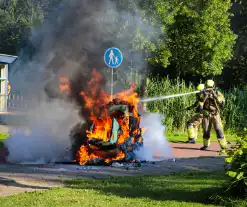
[0,54,18,112]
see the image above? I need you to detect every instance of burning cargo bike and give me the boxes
[76,99,144,165]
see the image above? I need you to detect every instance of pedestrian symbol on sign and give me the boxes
[109,50,115,65]
[115,55,119,64]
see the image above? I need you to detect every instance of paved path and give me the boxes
[0,156,225,197]
[0,141,228,197]
[0,142,225,164]
[170,142,223,158]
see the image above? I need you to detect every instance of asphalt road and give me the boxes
[0,156,225,197]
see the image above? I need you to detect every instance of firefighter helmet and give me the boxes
[206,80,215,88]
[197,84,205,91]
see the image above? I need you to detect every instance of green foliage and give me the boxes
[146,76,196,132]
[132,0,178,67]
[177,0,236,76]
[135,0,237,77]
[221,88,247,130]
[167,131,238,143]
[0,132,9,148]
[0,0,54,54]
[222,0,247,88]
[129,0,178,68]
[145,77,247,133]
[225,128,247,197]
[0,0,239,80]
[2,171,245,207]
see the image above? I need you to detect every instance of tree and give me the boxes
[135,0,237,78]
[131,0,178,68]
[0,0,55,55]
[220,0,247,89]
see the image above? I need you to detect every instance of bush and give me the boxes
[144,76,247,133]
[225,128,247,197]
[222,88,247,131]
[146,76,196,133]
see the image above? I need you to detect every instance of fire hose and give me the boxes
[139,91,200,103]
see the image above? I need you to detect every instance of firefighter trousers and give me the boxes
[202,113,227,149]
[187,114,202,141]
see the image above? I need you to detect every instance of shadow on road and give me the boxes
[0,177,50,190]
[172,146,219,152]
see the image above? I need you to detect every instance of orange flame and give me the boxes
[86,117,112,142]
[59,76,70,95]
[80,69,111,116]
[76,145,99,165]
[59,69,142,165]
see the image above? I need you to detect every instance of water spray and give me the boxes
[140,91,200,103]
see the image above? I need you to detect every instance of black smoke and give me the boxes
[38,0,132,159]
[6,0,155,162]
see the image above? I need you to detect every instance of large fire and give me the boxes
[59,69,144,165]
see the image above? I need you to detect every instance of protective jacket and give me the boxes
[186,92,205,113]
[201,88,225,115]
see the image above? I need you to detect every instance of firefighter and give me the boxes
[186,83,205,143]
[200,80,227,154]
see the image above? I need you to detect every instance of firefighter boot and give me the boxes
[187,138,196,144]
[186,124,196,144]
[218,138,227,155]
[200,139,210,150]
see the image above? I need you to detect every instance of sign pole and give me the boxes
[111,67,113,100]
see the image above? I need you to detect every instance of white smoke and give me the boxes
[3,100,81,164]
[135,113,173,161]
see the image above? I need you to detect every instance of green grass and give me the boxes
[166,130,239,143]
[0,172,246,207]
[0,132,9,147]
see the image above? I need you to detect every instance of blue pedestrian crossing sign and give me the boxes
[104,47,123,68]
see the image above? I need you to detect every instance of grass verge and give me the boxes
[166,130,239,143]
[0,172,246,207]
[0,130,238,146]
